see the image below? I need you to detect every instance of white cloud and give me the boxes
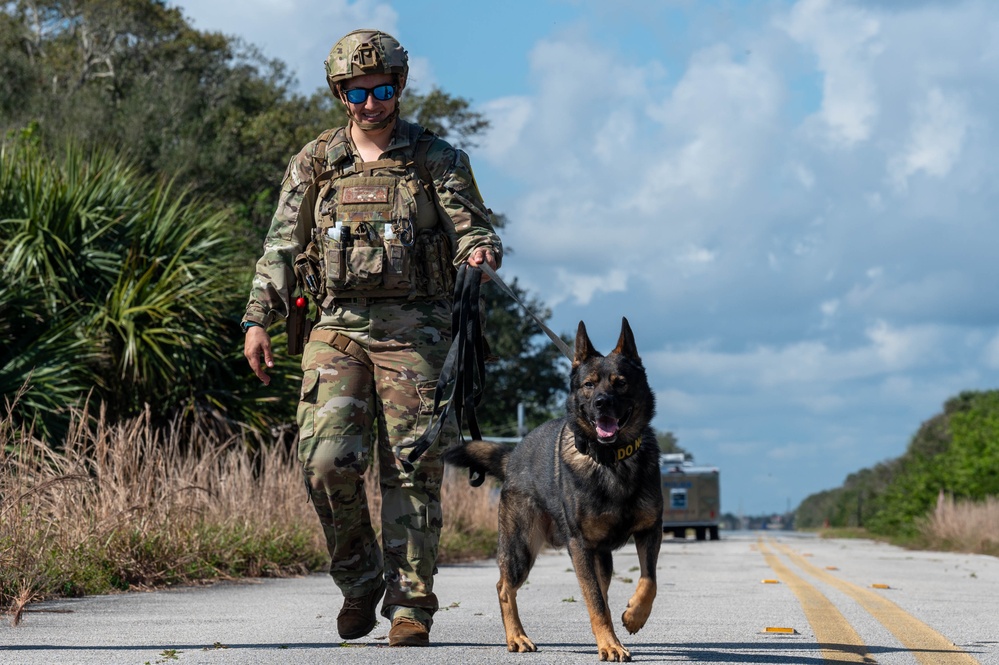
[553,268,628,307]
[866,319,928,366]
[482,28,787,308]
[478,96,532,164]
[643,43,782,202]
[780,0,882,147]
[676,245,717,275]
[176,0,400,92]
[648,320,942,388]
[656,388,703,417]
[888,88,970,191]
[820,299,839,328]
[792,162,816,189]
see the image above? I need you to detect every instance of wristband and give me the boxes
[241,321,262,334]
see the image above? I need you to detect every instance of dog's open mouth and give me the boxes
[595,417,619,442]
[594,409,632,443]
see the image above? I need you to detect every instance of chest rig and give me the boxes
[295,125,456,307]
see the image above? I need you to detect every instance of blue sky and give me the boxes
[177,0,999,516]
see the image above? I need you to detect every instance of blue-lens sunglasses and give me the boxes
[343,84,396,104]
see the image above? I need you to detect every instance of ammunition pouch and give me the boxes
[294,242,323,298]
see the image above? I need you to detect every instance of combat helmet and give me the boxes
[325,29,409,93]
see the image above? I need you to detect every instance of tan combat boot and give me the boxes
[336,579,385,640]
[388,617,430,647]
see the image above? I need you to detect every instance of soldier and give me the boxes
[241,29,501,647]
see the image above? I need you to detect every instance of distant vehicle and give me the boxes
[660,453,721,540]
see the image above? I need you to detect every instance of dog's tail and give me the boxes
[442,440,511,481]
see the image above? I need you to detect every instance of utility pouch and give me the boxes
[294,243,323,297]
[340,220,383,289]
[415,228,456,299]
[386,243,407,285]
[381,174,421,292]
[319,223,347,288]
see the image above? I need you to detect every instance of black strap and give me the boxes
[395,264,488,485]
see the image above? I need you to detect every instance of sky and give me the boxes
[175,0,999,517]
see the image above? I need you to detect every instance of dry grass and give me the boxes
[1,398,499,624]
[0,402,326,624]
[439,468,500,562]
[918,491,999,556]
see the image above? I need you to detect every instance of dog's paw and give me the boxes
[621,602,652,634]
[597,642,631,662]
[506,634,537,653]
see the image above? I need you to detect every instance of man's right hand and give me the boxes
[243,326,274,385]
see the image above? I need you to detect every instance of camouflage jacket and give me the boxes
[242,119,503,329]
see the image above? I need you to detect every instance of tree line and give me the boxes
[796,390,999,537]
[0,0,569,442]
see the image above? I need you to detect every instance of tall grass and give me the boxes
[1,397,498,625]
[918,491,999,556]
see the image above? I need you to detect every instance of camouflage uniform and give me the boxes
[242,118,502,628]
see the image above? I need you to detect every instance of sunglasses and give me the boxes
[343,84,396,104]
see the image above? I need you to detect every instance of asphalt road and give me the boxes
[2,531,997,664]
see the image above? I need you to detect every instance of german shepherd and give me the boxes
[443,317,663,662]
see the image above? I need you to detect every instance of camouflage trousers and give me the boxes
[297,299,452,628]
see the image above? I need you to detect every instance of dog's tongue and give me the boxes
[596,417,619,439]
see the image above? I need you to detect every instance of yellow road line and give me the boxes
[771,539,979,665]
[757,539,873,663]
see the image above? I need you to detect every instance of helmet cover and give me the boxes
[325,29,408,91]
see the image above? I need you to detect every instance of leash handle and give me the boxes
[396,263,486,472]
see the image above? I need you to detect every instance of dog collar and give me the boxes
[614,438,642,461]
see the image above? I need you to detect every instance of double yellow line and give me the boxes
[757,537,978,664]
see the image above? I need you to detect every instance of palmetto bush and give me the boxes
[0,137,293,441]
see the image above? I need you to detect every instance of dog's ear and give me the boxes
[612,317,641,363]
[573,320,602,368]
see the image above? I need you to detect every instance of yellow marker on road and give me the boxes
[764,626,797,634]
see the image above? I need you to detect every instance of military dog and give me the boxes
[443,317,663,662]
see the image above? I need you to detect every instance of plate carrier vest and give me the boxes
[294,124,456,308]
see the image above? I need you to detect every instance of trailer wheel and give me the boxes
[695,527,707,541]
[709,526,720,541]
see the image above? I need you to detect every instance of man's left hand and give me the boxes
[467,247,497,282]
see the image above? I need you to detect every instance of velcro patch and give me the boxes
[341,185,390,204]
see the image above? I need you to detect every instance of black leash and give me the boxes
[395,263,488,484]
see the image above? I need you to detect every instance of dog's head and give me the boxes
[567,317,655,460]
